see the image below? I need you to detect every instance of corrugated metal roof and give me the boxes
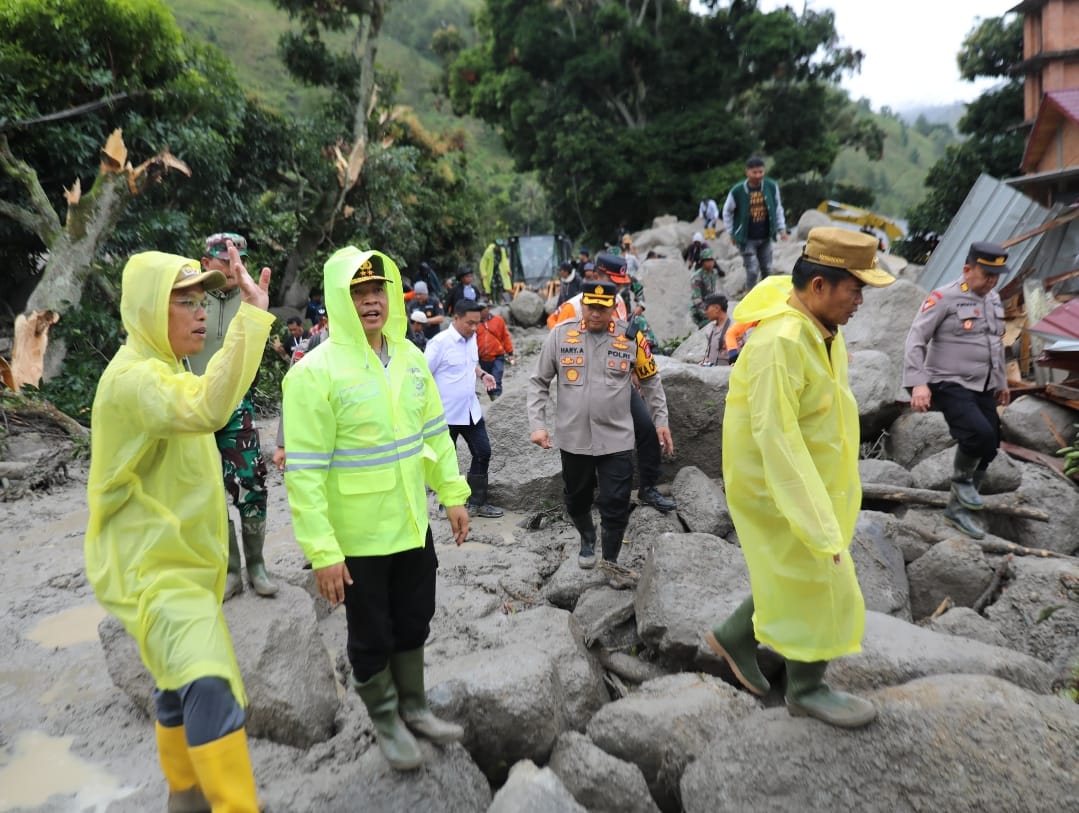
[918,174,1049,292]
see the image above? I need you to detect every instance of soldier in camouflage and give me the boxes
[187,233,278,598]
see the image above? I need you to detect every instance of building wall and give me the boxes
[1032,123,1079,174]
[1022,0,1079,120]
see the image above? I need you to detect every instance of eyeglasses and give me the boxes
[171,297,209,313]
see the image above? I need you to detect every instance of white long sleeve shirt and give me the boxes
[425,324,483,426]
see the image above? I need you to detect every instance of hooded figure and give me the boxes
[85,250,274,811]
[282,247,470,771]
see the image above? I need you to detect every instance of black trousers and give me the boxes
[630,388,660,489]
[449,416,492,478]
[343,529,438,682]
[930,381,1000,467]
[560,450,634,541]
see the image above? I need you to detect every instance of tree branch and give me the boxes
[0,91,136,133]
[0,135,63,245]
[860,481,1050,521]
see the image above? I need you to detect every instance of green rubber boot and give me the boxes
[951,448,984,511]
[785,659,876,728]
[704,595,770,696]
[223,521,243,601]
[942,493,985,539]
[390,648,464,744]
[240,517,278,597]
[351,666,424,770]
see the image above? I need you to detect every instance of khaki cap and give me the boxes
[802,227,895,287]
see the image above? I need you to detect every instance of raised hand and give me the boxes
[228,240,271,311]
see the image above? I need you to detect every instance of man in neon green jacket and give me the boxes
[282,247,470,771]
[703,227,894,729]
[85,244,274,811]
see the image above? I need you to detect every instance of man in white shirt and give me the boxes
[425,300,504,518]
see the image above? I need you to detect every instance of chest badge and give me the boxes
[963,320,973,330]
[566,368,580,382]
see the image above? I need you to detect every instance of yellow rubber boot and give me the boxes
[155,722,210,813]
[187,728,259,813]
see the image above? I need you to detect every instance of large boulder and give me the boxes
[826,611,1055,694]
[426,644,568,783]
[680,674,1079,812]
[509,289,546,327]
[849,350,904,436]
[858,458,915,489]
[985,462,1079,555]
[884,410,952,468]
[794,208,832,239]
[653,358,729,480]
[484,385,564,511]
[850,511,911,620]
[1000,394,1079,455]
[548,731,661,813]
[669,323,709,364]
[842,279,927,386]
[470,605,607,731]
[632,216,700,256]
[984,555,1079,679]
[633,256,697,348]
[488,761,587,813]
[97,584,338,748]
[906,537,994,619]
[572,585,636,648]
[586,673,758,812]
[544,550,615,610]
[925,606,1009,648]
[909,445,1022,495]
[670,466,733,538]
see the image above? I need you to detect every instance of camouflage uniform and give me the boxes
[216,391,268,521]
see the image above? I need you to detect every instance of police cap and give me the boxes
[581,281,618,307]
[966,241,1010,275]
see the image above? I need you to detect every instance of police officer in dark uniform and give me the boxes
[903,241,1011,538]
[528,281,673,583]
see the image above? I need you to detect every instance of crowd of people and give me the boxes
[81,150,1016,805]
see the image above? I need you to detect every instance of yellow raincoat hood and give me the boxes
[85,251,274,702]
[722,273,865,662]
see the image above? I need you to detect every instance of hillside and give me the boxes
[166,0,945,229]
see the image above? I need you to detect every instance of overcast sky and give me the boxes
[754,0,1021,111]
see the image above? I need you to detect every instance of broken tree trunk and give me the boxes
[9,310,59,391]
[860,482,1050,521]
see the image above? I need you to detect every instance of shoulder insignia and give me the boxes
[920,291,942,313]
[566,329,580,337]
[960,282,969,292]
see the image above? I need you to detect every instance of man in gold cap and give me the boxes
[703,227,894,729]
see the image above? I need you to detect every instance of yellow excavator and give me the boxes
[816,201,905,244]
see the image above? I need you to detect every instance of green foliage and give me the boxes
[1055,423,1079,479]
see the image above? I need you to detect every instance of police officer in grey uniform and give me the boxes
[903,241,1011,538]
[528,281,673,578]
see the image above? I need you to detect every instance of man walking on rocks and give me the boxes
[723,156,788,291]
[426,300,505,518]
[282,248,469,770]
[903,241,1011,539]
[86,244,274,811]
[703,228,895,729]
[528,281,673,585]
[690,248,725,328]
[187,232,278,599]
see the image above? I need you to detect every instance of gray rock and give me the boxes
[1000,394,1078,455]
[858,458,915,488]
[925,607,1009,648]
[573,587,636,647]
[827,611,1054,694]
[910,445,1022,495]
[653,358,729,480]
[986,462,1079,555]
[885,411,952,468]
[98,584,338,748]
[795,208,832,240]
[670,466,732,538]
[680,674,1079,813]
[850,511,911,620]
[471,605,607,731]
[669,323,709,363]
[630,257,697,348]
[984,555,1079,679]
[548,731,661,813]
[849,350,903,436]
[843,279,928,387]
[586,673,758,812]
[625,506,684,554]
[426,644,567,783]
[544,552,615,610]
[488,760,587,813]
[906,537,994,619]
[509,289,547,327]
[634,532,751,669]
[484,385,564,511]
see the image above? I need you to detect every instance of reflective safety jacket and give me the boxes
[282,248,469,568]
[722,275,865,662]
[85,252,274,704]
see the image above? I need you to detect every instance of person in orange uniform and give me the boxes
[476,300,515,400]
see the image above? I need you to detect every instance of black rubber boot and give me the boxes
[785,659,876,728]
[704,595,770,696]
[943,493,985,539]
[601,530,623,564]
[638,486,677,513]
[390,648,464,743]
[951,448,984,511]
[466,473,504,518]
[241,516,278,597]
[223,521,243,601]
[569,513,597,569]
[351,667,423,770]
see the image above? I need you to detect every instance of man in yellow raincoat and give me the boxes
[703,227,894,729]
[282,247,470,771]
[85,243,273,811]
